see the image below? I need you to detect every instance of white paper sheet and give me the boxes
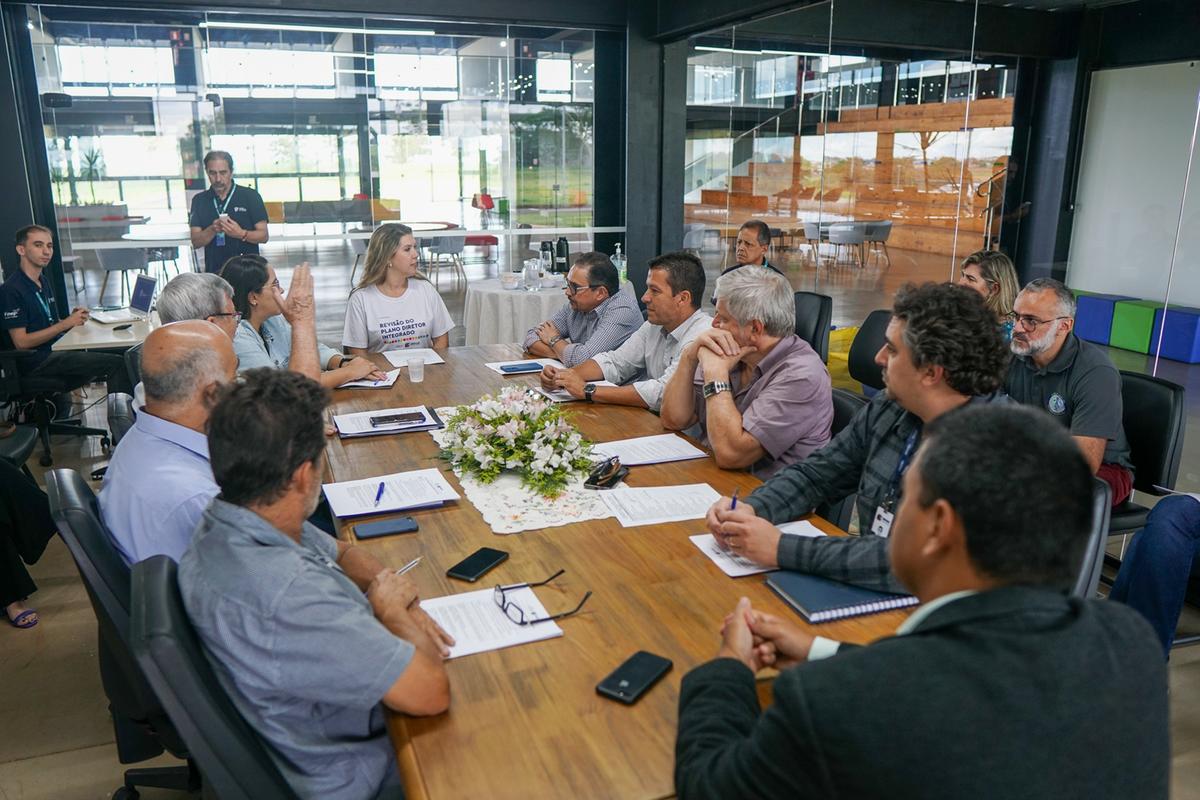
[592,433,707,466]
[689,534,776,577]
[534,380,616,403]
[483,358,563,375]
[599,483,720,527]
[778,519,829,538]
[1153,485,1200,502]
[338,368,401,389]
[333,405,437,437]
[322,468,459,518]
[420,586,563,659]
[383,348,446,368]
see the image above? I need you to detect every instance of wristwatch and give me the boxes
[547,335,564,346]
[584,383,597,403]
[702,380,732,400]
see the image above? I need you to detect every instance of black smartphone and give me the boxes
[499,362,544,374]
[113,323,133,331]
[370,412,425,427]
[446,547,509,582]
[354,516,419,539]
[596,651,673,705]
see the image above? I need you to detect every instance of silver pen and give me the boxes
[395,556,422,576]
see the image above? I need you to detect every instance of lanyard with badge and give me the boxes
[212,183,236,247]
[871,428,921,539]
[33,281,58,325]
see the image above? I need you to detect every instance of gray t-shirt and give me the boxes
[178,499,413,800]
[1005,333,1133,470]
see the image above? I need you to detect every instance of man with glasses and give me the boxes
[157,272,241,339]
[179,368,452,800]
[522,251,643,367]
[1005,277,1133,505]
[99,320,238,564]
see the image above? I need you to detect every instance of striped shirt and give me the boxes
[522,284,644,367]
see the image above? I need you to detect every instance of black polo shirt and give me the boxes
[1005,332,1133,470]
[188,183,268,274]
[0,269,61,367]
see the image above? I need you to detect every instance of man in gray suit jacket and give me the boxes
[675,405,1167,800]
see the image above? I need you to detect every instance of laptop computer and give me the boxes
[92,273,157,324]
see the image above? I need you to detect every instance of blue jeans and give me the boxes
[1110,495,1200,658]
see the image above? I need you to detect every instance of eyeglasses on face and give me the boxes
[209,311,243,323]
[564,282,601,296]
[259,278,282,293]
[493,568,592,626]
[1007,313,1069,332]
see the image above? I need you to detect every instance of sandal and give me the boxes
[6,608,38,629]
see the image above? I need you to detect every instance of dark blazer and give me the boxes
[675,586,1167,800]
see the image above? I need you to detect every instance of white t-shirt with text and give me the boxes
[342,281,454,353]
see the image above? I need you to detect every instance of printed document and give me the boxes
[483,358,563,375]
[333,405,437,437]
[322,468,459,517]
[420,586,563,659]
[690,519,825,577]
[592,433,707,466]
[534,381,616,403]
[383,348,446,368]
[338,368,401,389]
[600,483,720,527]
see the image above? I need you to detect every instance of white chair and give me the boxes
[348,229,371,286]
[827,224,866,268]
[682,224,707,254]
[96,248,149,304]
[862,220,893,267]
[803,220,824,265]
[426,235,467,289]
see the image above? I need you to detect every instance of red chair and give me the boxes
[471,193,495,226]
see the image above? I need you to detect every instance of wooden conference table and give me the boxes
[327,344,908,800]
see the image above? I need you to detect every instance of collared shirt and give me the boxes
[521,283,644,367]
[233,316,340,373]
[1005,332,1133,470]
[188,184,268,274]
[744,392,1010,593]
[0,269,61,367]
[808,590,979,661]
[692,334,833,479]
[179,500,412,800]
[592,308,712,411]
[711,260,782,304]
[98,408,216,565]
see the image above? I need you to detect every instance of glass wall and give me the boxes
[683,0,1015,327]
[26,6,604,332]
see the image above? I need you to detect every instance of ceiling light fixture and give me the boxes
[199,20,435,36]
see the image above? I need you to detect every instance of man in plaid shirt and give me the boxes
[707,282,1011,592]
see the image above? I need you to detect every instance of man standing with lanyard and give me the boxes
[189,150,269,274]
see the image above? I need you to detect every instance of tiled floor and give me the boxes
[4,239,1200,798]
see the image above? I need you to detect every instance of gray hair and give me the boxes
[1021,277,1077,319]
[142,344,227,406]
[158,273,234,324]
[714,265,795,337]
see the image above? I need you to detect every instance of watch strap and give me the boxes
[584,383,596,402]
[702,380,732,399]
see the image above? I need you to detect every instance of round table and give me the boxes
[464,278,567,346]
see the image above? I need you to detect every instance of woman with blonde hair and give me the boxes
[342,223,454,354]
[956,249,1020,340]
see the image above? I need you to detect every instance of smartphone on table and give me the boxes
[596,651,673,705]
[354,516,419,539]
[499,362,544,374]
[446,547,509,582]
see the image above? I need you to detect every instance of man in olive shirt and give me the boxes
[1005,278,1133,505]
[189,150,269,273]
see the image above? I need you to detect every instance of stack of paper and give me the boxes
[689,519,826,577]
[483,358,563,375]
[338,368,401,389]
[592,433,707,465]
[383,348,446,368]
[420,586,564,659]
[600,483,720,527]
[534,380,616,403]
[322,468,459,518]
[333,406,442,438]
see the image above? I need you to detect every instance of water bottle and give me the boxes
[613,242,626,283]
[554,237,570,274]
[524,258,541,292]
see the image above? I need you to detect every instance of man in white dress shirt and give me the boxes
[540,251,711,411]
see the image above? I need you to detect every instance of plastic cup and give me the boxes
[407,357,425,383]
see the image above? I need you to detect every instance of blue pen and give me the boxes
[730,488,739,511]
[373,481,386,507]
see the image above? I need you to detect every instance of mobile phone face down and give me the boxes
[596,651,673,704]
[499,362,543,374]
[446,547,509,582]
[370,412,425,427]
[354,516,419,539]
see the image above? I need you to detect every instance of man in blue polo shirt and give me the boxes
[1,224,131,396]
[188,150,269,274]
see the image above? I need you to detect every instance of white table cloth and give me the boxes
[464,277,567,346]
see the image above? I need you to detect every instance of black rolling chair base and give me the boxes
[118,761,201,798]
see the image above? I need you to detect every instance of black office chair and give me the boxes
[847,309,890,392]
[0,422,39,479]
[815,388,870,530]
[45,469,200,800]
[794,291,833,363]
[124,342,143,389]
[0,333,110,466]
[1072,480,1112,599]
[1108,371,1186,536]
[131,556,300,800]
[107,393,136,445]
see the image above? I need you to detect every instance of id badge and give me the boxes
[871,505,895,538]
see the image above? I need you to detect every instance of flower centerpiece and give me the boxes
[440,386,594,497]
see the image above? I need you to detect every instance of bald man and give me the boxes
[99,321,237,565]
